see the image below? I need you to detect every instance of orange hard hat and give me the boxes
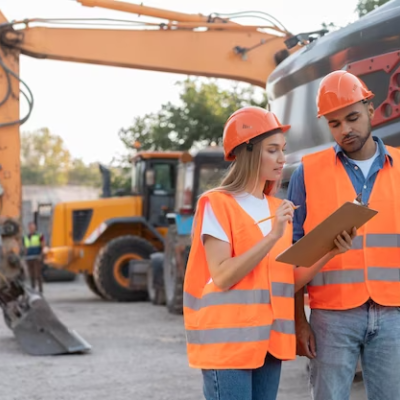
[316,70,374,118]
[223,106,290,161]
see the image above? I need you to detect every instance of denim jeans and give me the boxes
[201,353,282,400]
[309,300,400,400]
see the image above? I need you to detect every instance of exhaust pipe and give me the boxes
[99,163,111,198]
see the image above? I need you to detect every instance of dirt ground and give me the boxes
[0,277,367,400]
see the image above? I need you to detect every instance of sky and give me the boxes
[1,0,360,164]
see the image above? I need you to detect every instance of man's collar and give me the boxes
[334,136,393,166]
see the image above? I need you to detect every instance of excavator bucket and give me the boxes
[0,219,90,356]
[3,286,91,356]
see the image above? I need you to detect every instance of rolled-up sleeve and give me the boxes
[287,163,307,243]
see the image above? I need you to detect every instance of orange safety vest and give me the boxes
[303,146,400,310]
[183,191,296,370]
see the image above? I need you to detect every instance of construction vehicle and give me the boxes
[146,146,230,313]
[0,0,305,314]
[33,203,78,283]
[46,150,182,301]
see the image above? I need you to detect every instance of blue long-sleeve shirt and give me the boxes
[287,136,393,243]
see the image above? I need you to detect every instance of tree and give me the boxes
[68,158,102,187]
[21,128,103,187]
[109,155,132,194]
[119,78,268,151]
[21,128,72,185]
[356,0,390,17]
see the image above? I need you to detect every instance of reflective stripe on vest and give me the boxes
[309,267,400,286]
[184,284,294,311]
[302,146,400,310]
[183,192,296,369]
[186,319,296,345]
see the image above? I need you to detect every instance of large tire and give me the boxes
[163,225,186,314]
[42,265,77,282]
[147,253,166,306]
[93,235,156,302]
[84,273,105,299]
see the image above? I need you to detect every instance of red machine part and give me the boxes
[346,50,400,127]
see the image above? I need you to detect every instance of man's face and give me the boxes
[28,223,36,234]
[324,101,374,155]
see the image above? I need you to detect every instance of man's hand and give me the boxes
[329,227,357,257]
[296,320,316,359]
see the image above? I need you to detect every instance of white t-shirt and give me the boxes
[201,192,272,244]
[343,143,380,178]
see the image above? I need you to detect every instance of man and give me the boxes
[23,221,45,294]
[287,70,400,400]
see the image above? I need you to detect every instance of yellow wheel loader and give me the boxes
[45,151,182,302]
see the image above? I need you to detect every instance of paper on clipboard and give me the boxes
[275,201,378,267]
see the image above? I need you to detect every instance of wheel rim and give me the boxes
[113,253,142,289]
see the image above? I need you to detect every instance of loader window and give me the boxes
[152,162,175,193]
[131,160,145,194]
[197,165,226,196]
[175,162,194,212]
[146,160,177,227]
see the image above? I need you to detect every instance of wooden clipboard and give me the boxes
[275,201,378,267]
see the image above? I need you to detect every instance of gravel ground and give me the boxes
[0,277,367,400]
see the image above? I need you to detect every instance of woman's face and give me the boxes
[259,132,286,181]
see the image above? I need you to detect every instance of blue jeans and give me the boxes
[309,300,400,400]
[201,353,282,400]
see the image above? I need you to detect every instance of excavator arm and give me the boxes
[2,27,291,88]
[0,0,302,356]
[1,5,298,88]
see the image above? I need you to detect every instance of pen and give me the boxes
[255,205,300,225]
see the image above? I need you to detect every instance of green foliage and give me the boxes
[21,128,102,187]
[109,155,132,194]
[68,158,102,187]
[119,78,268,151]
[21,128,71,185]
[112,78,267,192]
[356,0,390,17]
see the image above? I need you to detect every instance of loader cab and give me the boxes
[174,146,230,214]
[131,151,182,227]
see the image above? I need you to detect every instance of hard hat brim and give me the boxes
[317,93,375,118]
[225,124,291,161]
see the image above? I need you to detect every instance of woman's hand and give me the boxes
[329,227,357,257]
[270,200,296,240]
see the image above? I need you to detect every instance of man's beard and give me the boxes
[341,121,372,156]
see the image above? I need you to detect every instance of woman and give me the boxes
[183,106,356,400]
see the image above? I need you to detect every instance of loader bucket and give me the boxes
[9,292,91,356]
